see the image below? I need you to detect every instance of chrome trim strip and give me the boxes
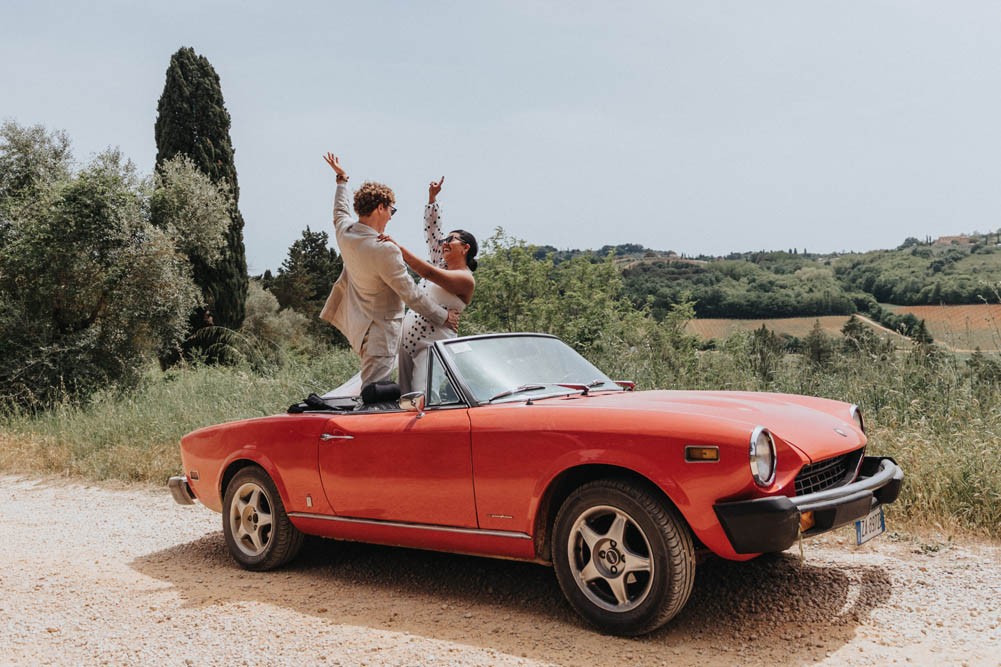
[320,433,354,440]
[749,426,777,486]
[168,476,196,506]
[850,404,865,433]
[287,512,532,540]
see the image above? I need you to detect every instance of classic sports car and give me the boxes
[169,332,903,636]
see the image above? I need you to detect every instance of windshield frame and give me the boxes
[433,332,618,407]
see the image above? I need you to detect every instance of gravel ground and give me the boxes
[1,474,999,666]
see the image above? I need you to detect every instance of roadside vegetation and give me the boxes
[2,230,1000,539]
[3,45,1000,542]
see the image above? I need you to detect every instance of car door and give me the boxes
[317,355,475,527]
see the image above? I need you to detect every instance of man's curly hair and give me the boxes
[353,181,396,217]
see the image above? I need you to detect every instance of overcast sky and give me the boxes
[4,1,1001,273]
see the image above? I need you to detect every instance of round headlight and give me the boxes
[850,404,865,433]
[749,426,777,487]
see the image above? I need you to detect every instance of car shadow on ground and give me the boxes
[131,532,891,665]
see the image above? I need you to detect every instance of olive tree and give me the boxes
[0,122,230,407]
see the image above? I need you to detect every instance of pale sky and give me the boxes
[4,1,1001,274]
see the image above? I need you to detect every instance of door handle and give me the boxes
[321,433,354,441]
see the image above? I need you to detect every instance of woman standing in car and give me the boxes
[379,176,478,394]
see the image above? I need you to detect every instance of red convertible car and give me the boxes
[169,333,903,635]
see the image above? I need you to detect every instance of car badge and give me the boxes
[834,428,848,437]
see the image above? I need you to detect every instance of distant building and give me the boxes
[933,234,973,246]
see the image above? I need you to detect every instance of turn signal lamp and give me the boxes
[685,446,719,462]
[800,511,816,532]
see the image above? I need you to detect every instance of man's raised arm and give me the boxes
[323,152,354,232]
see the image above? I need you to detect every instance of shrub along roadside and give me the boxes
[2,228,999,540]
[0,350,357,483]
[1,332,999,539]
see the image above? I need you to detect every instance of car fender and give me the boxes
[530,446,694,529]
[215,448,291,513]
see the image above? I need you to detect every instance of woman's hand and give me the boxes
[323,153,347,179]
[377,233,399,248]
[428,176,445,204]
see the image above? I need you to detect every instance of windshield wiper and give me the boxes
[556,379,610,396]
[487,384,546,403]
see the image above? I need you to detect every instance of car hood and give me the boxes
[550,389,864,462]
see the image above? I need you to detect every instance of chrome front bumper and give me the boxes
[168,476,197,505]
[713,456,904,554]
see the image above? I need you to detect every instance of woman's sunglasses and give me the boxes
[440,234,459,246]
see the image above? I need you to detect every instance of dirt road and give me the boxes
[1,475,999,666]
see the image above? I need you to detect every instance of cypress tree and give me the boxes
[154,46,248,330]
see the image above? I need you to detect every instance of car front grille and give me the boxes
[794,448,865,496]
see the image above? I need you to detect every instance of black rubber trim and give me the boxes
[713,456,903,554]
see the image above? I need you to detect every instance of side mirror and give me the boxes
[399,391,426,416]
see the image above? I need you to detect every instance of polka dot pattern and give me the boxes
[401,202,461,356]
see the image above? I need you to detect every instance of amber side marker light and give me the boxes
[800,511,816,532]
[685,446,719,462]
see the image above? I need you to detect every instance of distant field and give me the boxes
[686,307,1001,353]
[685,315,896,341]
[882,303,1001,352]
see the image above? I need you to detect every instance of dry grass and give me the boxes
[882,303,1001,352]
[3,334,1000,540]
[0,351,358,483]
[685,315,901,341]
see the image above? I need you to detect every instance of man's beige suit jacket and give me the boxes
[319,184,448,356]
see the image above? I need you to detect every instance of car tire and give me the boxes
[552,479,695,636]
[222,467,304,571]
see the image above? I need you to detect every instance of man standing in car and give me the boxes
[320,153,459,388]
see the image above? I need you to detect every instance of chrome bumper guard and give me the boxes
[168,476,197,505]
[713,456,903,554]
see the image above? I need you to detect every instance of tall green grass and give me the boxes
[0,350,357,483]
[597,334,1001,538]
[1,332,999,539]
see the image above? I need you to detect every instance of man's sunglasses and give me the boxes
[389,206,397,217]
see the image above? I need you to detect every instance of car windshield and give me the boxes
[441,335,619,403]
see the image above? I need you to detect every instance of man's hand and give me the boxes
[445,308,460,331]
[323,153,348,180]
[428,176,445,204]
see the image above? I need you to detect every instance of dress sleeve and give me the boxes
[424,202,445,268]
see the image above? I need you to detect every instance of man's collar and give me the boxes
[353,221,378,233]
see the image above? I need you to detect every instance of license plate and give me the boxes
[856,506,885,545]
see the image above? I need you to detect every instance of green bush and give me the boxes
[242,280,313,353]
[0,349,358,482]
[462,229,699,388]
[0,122,230,407]
[2,224,1000,538]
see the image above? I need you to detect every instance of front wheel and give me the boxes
[552,479,695,636]
[222,467,304,571]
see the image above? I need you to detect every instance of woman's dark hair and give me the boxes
[450,229,478,271]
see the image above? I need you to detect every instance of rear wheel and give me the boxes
[552,479,695,636]
[222,467,304,571]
